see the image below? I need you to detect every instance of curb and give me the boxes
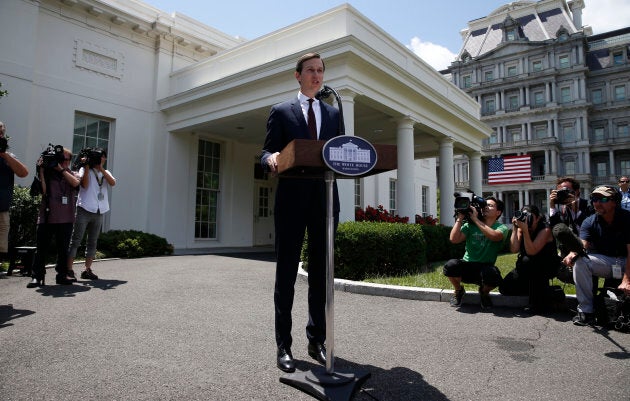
[297,267,577,309]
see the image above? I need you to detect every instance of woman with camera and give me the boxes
[66,148,116,280]
[27,147,80,287]
[499,205,562,312]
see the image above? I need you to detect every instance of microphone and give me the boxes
[316,85,333,100]
[315,85,345,135]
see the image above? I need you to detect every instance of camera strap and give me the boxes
[92,169,105,200]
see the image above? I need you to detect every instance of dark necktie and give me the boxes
[307,99,317,140]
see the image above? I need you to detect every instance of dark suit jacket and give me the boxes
[261,97,344,213]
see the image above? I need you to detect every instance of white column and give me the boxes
[524,190,530,205]
[439,137,455,226]
[609,149,615,176]
[584,150,591,176]
[337,89,357,222]
[545,150,550,175]
[468,151,482,196]
[396,117,416,223]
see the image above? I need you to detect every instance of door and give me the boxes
[253,182,274,246]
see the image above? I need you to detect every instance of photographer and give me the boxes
[443,196,508,310]
[499,205,561,313]
[549,177,593,283]
[0,121,29,268]
[571,186,630,326]
[27,146,80,288]
[66,148,116,280]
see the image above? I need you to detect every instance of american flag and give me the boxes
[487,155,531,184]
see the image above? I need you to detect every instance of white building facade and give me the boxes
[1,0,490,251]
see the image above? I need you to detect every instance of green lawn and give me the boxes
[364,253,576,295]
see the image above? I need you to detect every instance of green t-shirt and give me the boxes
[461,221,508,264]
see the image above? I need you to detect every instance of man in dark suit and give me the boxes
[260,52,343,373]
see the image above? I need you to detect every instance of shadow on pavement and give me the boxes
[593,326,630,359]
[455,304,573,323]
[80,279,128,291]
[0,304,35,328]
[213,252,276,262]
[35,284,91,298]
[286,357,450,401]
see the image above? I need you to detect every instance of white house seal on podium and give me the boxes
[322,136,377,176]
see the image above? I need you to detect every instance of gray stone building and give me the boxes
[443,0,630,218]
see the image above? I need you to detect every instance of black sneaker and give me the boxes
[81,269,99,280]
[572,312,595,326]
[450,286,465,307]
[479,288,493,310]
[67,269,78,282]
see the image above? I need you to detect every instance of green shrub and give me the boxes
[9,185,40,248]
[97,229,173,258]
[303,222,427,281]
[421,224,465,261]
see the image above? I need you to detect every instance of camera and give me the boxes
[513,210,530,223]
[40,144,65,169]
[73,147,104,170]
[513,210,529,222]
[454,191,486,219]
[0,137,8,153]
[555,187,575,205]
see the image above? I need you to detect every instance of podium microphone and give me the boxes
[316,85,345,135]
[316,85,334,100]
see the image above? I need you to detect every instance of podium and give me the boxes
[276,138,396,401]
[277,139,397,178]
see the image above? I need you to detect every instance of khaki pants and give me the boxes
[0,211,9,253]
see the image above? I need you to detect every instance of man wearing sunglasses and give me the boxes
[567,186,630,326]
[618,176,630,211]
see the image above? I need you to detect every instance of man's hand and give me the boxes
[562,251,578,267]
[267,152,280,173]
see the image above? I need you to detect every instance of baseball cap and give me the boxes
[591,186,617,198]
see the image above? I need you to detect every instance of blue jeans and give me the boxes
[574,253,626,313]
[68,207,103,259]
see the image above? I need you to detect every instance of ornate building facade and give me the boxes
[444,0,630,218]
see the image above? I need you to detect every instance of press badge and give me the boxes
[61,196,68,205]
[612,263,622,279]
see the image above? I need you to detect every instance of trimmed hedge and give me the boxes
[302,221,511,281]
[97,230,174,258]
[303,221,427,281]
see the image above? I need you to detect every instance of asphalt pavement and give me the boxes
[1,251,628,401]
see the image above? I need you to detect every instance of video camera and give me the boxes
[454,191,486,219]
[73,147,104,170]
[40,144,65,169]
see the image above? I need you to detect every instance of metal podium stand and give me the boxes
[276,138,396,401]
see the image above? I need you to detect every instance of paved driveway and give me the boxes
[1,253,628,400]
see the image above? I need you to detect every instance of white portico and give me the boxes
[158,4,491,230]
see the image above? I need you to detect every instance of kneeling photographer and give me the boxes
[66,147,116,281]
[443,193,509,310]
[499,205,562,313]
[27,145,80,288]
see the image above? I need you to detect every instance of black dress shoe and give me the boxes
[277,347,295,373]
[308,342,327,365]
[26,278,44,288]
